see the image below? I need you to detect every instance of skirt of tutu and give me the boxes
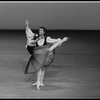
[27,44,55,73]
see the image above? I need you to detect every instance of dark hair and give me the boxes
[39,26,47,33]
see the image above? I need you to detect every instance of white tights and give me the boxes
[32,69,45,90]
[49,37,67,51]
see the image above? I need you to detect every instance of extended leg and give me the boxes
[49,37,67,51]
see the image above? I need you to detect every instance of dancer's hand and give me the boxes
[25,44,28,48]
[25,20,29,26]
[35,34,38,37]
[34,36,42,43]
[39,36,44,40]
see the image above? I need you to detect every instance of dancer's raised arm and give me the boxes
[25,20,38,48]
[25,20,36,39]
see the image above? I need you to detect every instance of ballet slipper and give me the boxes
[40,82,44,86]
[32,82,44,86]
[32,82,44,90]
[32,82,38,86]
[37,83,41,90]
[32,82,41,90]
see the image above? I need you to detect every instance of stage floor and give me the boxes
[0,30,100,98]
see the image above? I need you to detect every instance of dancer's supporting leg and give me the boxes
[32,68,42,90]
[40,69,45,86]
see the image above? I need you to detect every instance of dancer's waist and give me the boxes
[34,45,50,50]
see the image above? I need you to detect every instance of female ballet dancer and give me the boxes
[31,27,69,90]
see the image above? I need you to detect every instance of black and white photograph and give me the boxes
[0,1,100,99]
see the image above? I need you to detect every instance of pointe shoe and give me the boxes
[32,82,44,86]
[32,82,41,90]
[58,37,67,46]
[62,37,67,42]
[32,82,38,86]
[37,84,40,90]
[40,83,44,86]
[37,82,45,90]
